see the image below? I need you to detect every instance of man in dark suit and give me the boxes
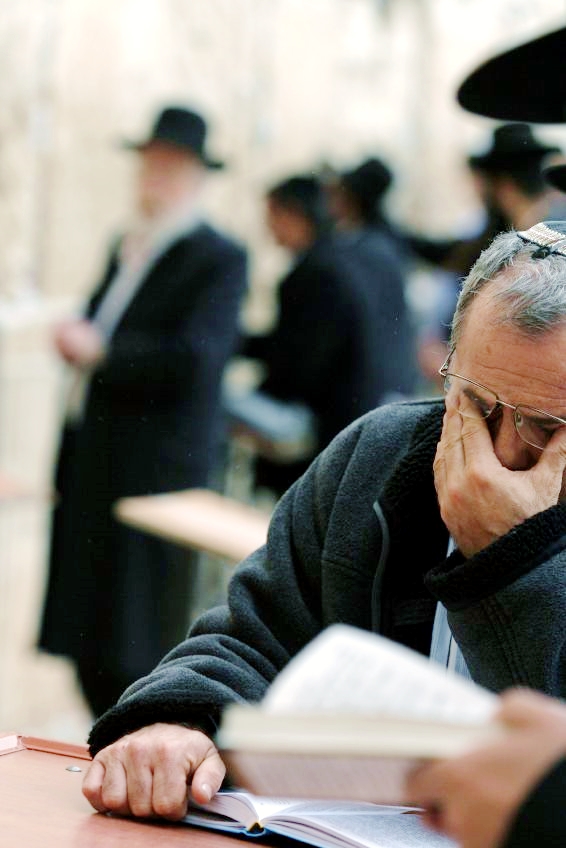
[243,175,417,496]
[39,106,247,716]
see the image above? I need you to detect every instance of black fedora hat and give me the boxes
[340,157,392,202]
[544,163,566,192]
[123,106,224,169]
[468,123,560,172]
[457,26,566,123]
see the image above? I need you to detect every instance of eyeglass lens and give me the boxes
[443,373,566,451]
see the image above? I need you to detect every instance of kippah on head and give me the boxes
[517,220,566,258]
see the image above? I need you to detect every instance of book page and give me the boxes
[195,790,314,829]
[184,791,447,847]
[262,625,496,724]
[269,805,455,848]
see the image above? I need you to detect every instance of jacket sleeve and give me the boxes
[425,504,566,695]
[87,418,367,755]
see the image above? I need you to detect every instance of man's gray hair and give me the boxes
[450,229,566,348]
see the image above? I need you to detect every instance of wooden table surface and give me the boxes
[0,735,269,847]
[114,488,270,563]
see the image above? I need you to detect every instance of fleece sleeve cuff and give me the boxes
[424,504,566,612]
[88,699,219,757]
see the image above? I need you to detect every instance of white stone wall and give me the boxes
[2,0,566,304]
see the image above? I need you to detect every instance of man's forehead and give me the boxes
[459,277,510,330]
[462,259,549,327]
[456,286,566,394]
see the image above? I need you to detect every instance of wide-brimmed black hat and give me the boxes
[123,106,224,169]
[457,26,566,123]
[468,123,560,172]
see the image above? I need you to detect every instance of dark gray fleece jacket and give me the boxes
[89,399,566,754]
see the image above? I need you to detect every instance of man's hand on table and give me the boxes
[82,723,225,820]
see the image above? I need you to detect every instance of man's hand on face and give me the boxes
[82,724,226,820]
[433,393,566,558]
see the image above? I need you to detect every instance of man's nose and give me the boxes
[490,408,536,470]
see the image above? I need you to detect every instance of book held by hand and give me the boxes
[216,624,504,804]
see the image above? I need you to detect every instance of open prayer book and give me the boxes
[216,624,504,805]
[184,789,456,848]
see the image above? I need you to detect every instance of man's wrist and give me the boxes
[426,504,566,611]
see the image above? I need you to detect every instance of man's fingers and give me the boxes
[82,759,108,813]
[498,688,566,729]
[83,753,132,816]
[151,755,195,820]
[404,759,449,830]
[435,406,464,462]
[457,396,495,460]
[443,399,464,444]
[119,740,155,818]
[535,426,566,480]
[406,759,442,797]
[189,749,226,805]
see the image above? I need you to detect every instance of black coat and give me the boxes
[244,232,417,492]
[338,227,418,405]
[39,222,247,694]
[503,758,566,847]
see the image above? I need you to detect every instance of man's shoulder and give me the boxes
[190,222,247,261]
[315,398,444,483]
[356,398,444,441]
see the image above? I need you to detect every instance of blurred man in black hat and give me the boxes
[467,122,561,232]
[331,157,406,250]
[39,105,247,717]
[415,122,562,387]
[238,173,417,497]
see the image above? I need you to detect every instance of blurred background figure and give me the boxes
[329,156,411,261]
[415,122,563,387]
[467,121,562,231]
[239,173,417,497]
[38,105,247,717]
[329,156,418,391]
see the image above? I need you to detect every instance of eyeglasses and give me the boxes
[439,355,566,452]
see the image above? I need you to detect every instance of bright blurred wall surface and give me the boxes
[1,0,566,307]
